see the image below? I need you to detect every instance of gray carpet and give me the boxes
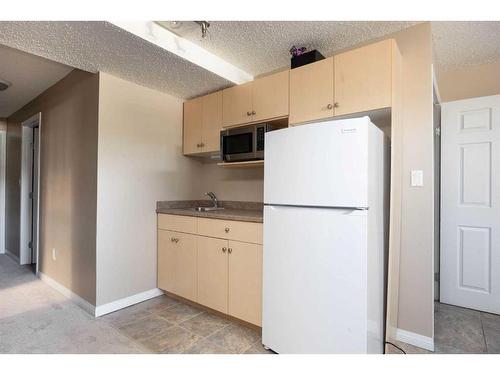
[0,254,147,353]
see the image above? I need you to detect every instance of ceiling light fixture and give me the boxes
[0,78,11,91]
[194,21,210,38]
[109,21,253,85]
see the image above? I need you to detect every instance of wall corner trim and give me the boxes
[394,328,435,352]
[94,288,164,317]
[38,272,96,316]
[5,249,20,263]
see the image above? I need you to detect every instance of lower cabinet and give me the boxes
[228,241,263,326]
[158,230,197,301]
[197,236,229,313]
[157,215,263,326]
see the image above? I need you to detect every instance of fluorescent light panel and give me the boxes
[109,21,253,85]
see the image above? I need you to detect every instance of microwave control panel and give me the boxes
[256,127,265,151]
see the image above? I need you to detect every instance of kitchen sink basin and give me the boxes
[190,207,225,212]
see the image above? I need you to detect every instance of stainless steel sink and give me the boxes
[190,207,225,212]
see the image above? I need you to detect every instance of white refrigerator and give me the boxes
[262,117,388,354]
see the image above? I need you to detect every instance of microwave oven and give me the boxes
[220,123,280,162]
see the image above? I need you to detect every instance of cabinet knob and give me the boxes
[327,103,333,110]
[246,111,252,116]
[222,247,227,253]
[251,110,256,115]
[228,248,232,254]
[224,227,230,233]
[334,102,339,108]
[200,142,204,147]
[171,237,179,243]
[196,143,201,147]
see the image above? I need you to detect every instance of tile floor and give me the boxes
[3,254,500,354]
[101,294,271,354]
[0,254,270,354]
[386,302,500,354]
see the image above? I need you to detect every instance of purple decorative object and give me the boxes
[289,46,307,57]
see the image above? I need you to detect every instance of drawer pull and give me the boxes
[225,227,230,233]
[228,248,232,254]
[171,237,180,243]
[222,247,227,253]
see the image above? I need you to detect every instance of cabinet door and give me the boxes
[222,82,253,127]
[158,230,176,292]
[334,39,393,116]
[158,230,197,300]
[201,91,223,153]
[228,241,263,326]
[289,57,334,125]
[197,236,229,313]
[252,70,289,122]
[183,97,203,155]
[174,232,198,301]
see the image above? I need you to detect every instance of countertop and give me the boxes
[156,200,263,223]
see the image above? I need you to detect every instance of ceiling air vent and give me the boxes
[0,78,12,91]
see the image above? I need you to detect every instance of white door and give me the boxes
[262,205,376,353]
[441,95,500,314]
[264,117,371,208]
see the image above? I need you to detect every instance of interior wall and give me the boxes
[436,60,500,102]
[96,72,201,306]
[7,70,99,305]
[391,23,435,339]
[195,161,264,202]
[0,119,6,254]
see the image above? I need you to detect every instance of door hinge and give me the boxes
[435,127,441,136]
[434,272,440,282]
[28,241,33,249]
[29,192,33,199]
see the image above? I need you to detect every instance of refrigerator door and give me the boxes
[262,205,372,354]
[264,117,370,208]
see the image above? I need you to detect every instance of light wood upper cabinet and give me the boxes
[183,97,203,155]
[252,70,289,123]
[334,39,393,116]
[222,70,290,128]
[157,230,197,301]
[197,236,229,314]
[222,82,253,127]
[289,57,334,125]
[183,91,222,155]
[201,91,223,152]
[228,241,263,326]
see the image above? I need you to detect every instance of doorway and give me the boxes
[440,95,500,314]
[20,113,41,274]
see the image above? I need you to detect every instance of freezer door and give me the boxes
[262,205,377,354]
[264,117,370,208]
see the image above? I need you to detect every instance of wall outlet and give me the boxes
[52,248,56,261]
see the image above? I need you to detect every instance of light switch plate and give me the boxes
[411,170,424,187]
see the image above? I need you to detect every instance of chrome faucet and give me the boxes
[205,192,219,208]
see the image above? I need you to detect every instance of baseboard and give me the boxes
[94,288,164,317]
[394,328,434,352]
[38,272,96,316]
[4,249,20,264]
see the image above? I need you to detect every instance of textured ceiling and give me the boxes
[431,21,500,71]
[0,21,233,100]
[1,21,499,105]
[175,21,419,76]
[0,44,73,117]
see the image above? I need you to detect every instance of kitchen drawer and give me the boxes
[197,217,263,244]
[157,214,197,234]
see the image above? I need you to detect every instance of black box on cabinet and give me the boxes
[291,50,325,69]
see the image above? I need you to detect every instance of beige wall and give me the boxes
[437,60,500,102]
[391,23,435,338]
[96,72,201,306]
[195,162,264,202]
[7,70,99,305]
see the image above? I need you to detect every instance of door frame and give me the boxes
[20,112,41,273]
